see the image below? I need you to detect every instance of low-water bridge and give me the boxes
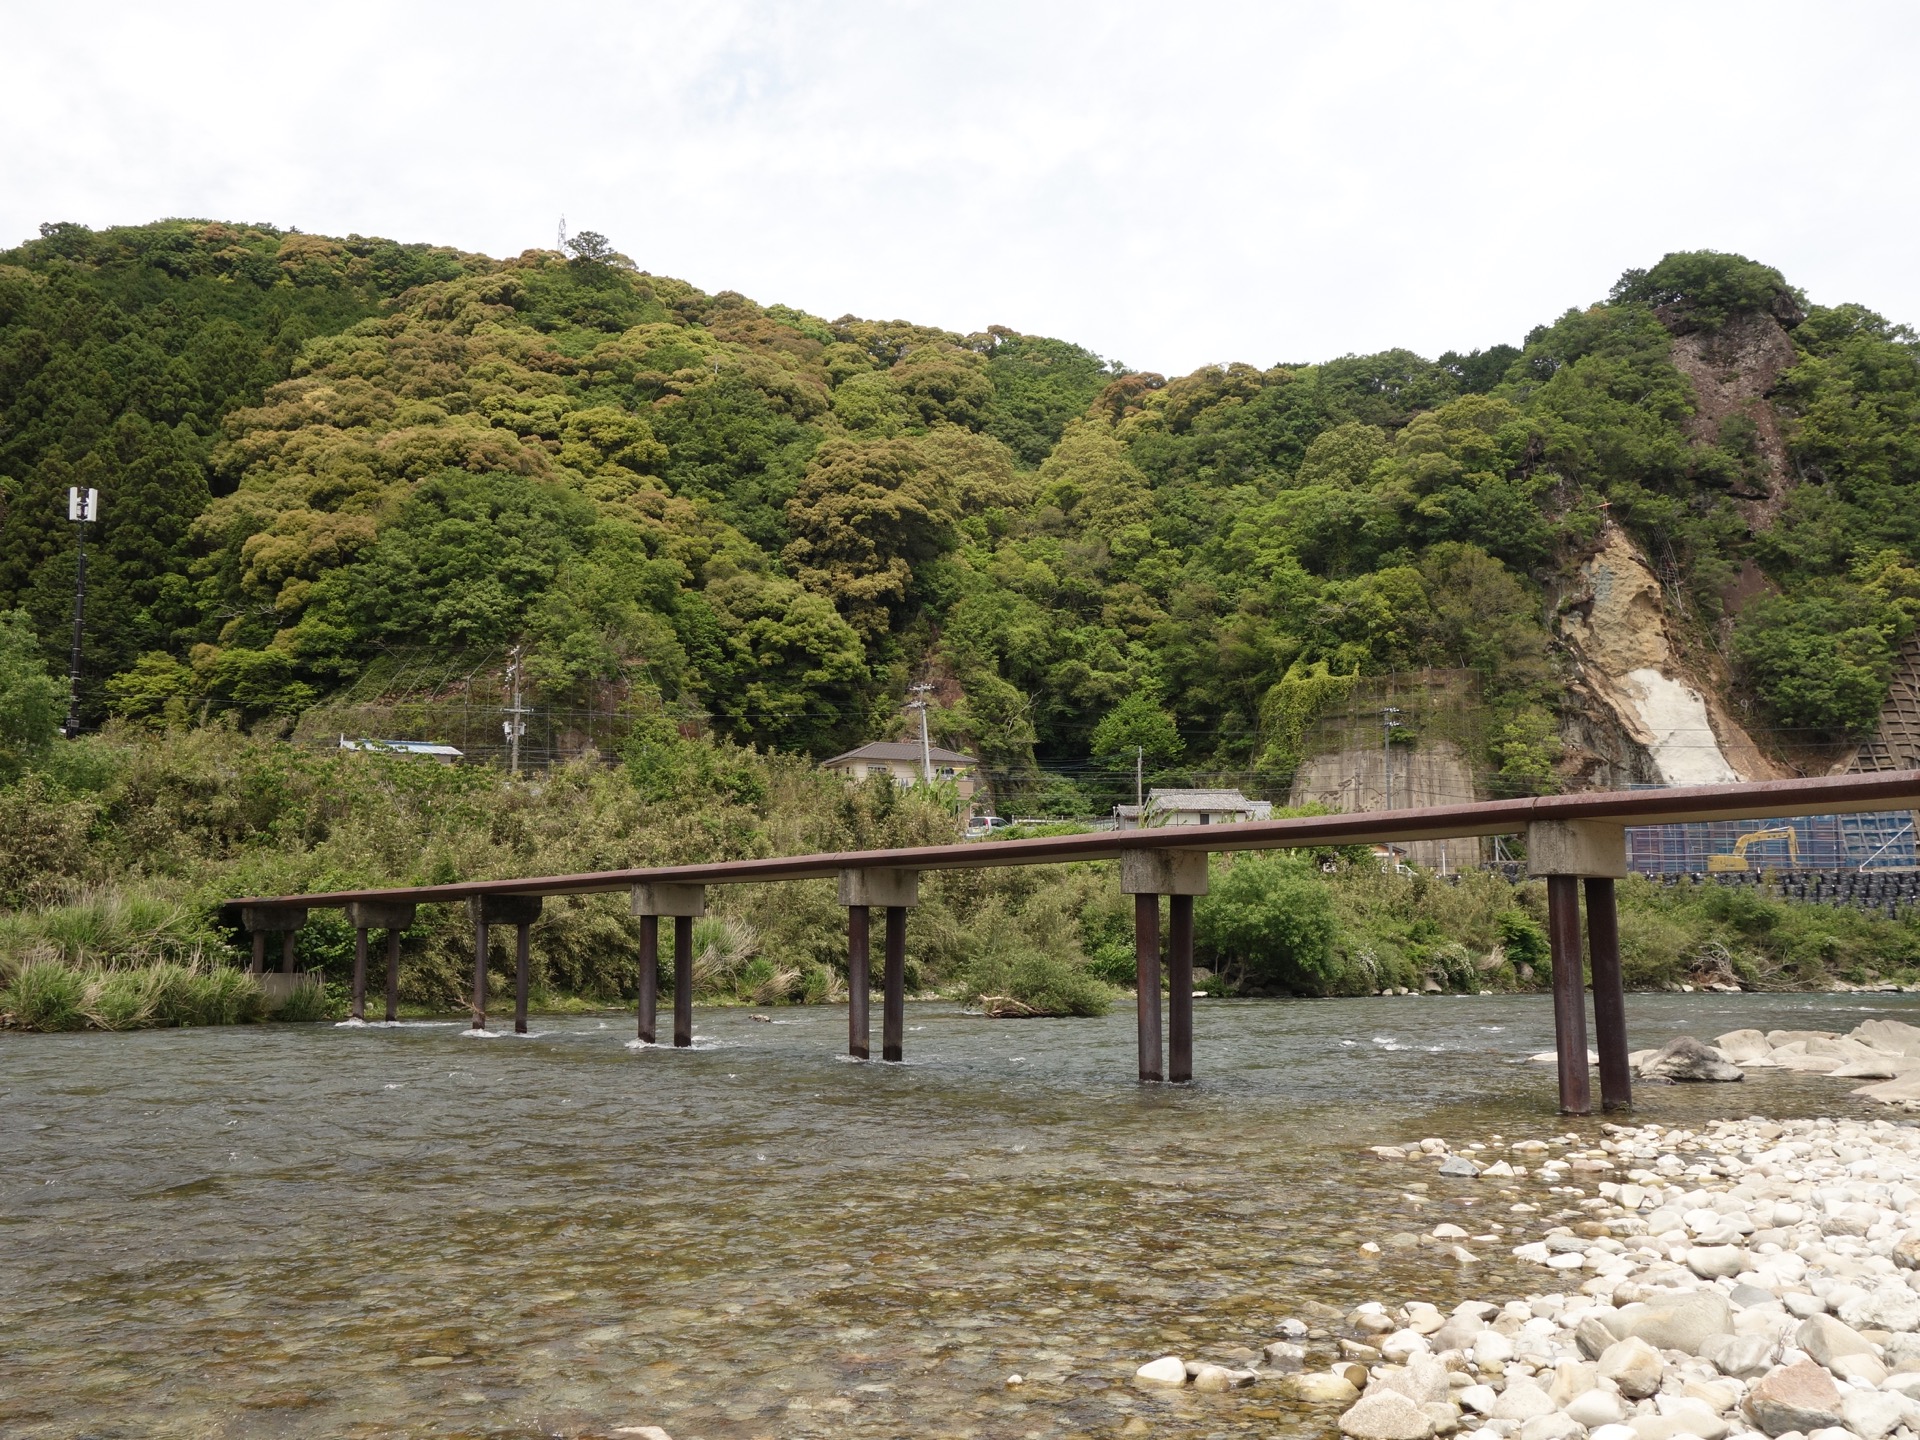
[230,772,1920,1114]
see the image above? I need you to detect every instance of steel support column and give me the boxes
[1547,875,1591,1115]
[673,914,694,1048]
[1586,876,1630,1111]
[638,913,658,1044]
[514,921,531,1035]
[847,906,870,1060]
[471,917,489,1031]
[883,904,907,1062]
[384,930,401,1022]
[1168,893,1195,1083]
[351,927,369,1021]
[1134,893,1162,1082]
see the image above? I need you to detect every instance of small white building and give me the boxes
[822,741,979,803]
[1114,787,1273,830]
[339,737,464,765]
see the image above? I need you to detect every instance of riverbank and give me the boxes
[1140,1102,1920,1440]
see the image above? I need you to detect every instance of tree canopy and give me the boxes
[2,224,1916,794]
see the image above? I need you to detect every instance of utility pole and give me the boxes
[1136,745,1144,808]
[63,486,98,740]
[504,646,529,776]
[1381,705,1402,812]
[908,683,934,783]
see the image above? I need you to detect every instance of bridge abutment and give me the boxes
[1527,820,1629,1115]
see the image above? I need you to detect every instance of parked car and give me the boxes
[965,815,1013,838]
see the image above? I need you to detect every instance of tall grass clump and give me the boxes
[0,958,267,1031]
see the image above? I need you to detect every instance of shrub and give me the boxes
[1195,852,1337,992]
[2,961,86,1031]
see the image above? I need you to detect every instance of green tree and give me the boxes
[1194,852,1338,992]
[0,609,65,777]
[1089,691,1183,769]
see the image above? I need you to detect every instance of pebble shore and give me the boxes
[1135,1020,1920,1440]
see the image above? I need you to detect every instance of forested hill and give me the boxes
[3,220,1919,807]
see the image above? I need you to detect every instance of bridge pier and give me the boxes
[344,901,415,1022]
[1528,820,1629,1114]
[240,905,308,987]
[839,869,920,1061]
[1121,850,1208,1083]
[467,895,543,1032]
[632,884,706,1047]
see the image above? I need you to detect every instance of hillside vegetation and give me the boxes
[6,223,1920,807]
[5,220,1920,1025]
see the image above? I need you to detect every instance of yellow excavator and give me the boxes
[1707,827,1800,873]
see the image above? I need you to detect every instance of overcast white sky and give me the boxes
[7,1,1916,375]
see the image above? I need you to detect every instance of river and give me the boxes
[2,991,1911,1439]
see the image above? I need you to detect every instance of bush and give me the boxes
[2,961,86,1031]
[1195,852,1337,992]
[0,960,269,1031]
[963,946,1110,1017]
[959,898,1110,1017]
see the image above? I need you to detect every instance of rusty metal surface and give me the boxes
[1547,876,1591,1115]
[1167,895,1194,1084]
[847,907,870,1061]
[1134,893,1162,1083]
[227,771,1920,912]
[637,914,658,1044]
[1586,877,1631,1112]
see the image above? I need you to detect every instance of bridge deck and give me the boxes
[224,769,1920,1113]
[230,770,1920,910]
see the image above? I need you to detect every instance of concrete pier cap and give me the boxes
[1525,819,1628,879]
[469,894,545,926]
[1118,849,1209,897]
[240,904,308,933]
[343,900,417,931]
[837,868,920,908]
[629,882,707,918]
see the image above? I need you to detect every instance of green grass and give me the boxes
[0,960,270,1031]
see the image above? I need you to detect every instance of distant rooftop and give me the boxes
[339,737,464,758]
[1146,788,1266,811]
[823,740,978,767]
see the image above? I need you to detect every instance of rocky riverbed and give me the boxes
[1519,1019,1920,1106]
[1139,1100,1920,1440]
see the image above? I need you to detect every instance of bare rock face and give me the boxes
[1744,1360,1846,1437]
[1665,310,1801,533]
[1638,1036,1744,1083]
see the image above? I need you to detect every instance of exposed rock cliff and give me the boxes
[1556,525,1782,788]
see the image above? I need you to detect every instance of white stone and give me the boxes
[1569,1389,1632,1427]
[1136,1355,1188,1386]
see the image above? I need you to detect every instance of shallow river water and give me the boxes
[3,990,1916,1439]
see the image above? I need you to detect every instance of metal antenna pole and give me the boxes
[1381,706,1402,812]
[504,645,529,777]
[63,487,97,740]
[909,682,933,783]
